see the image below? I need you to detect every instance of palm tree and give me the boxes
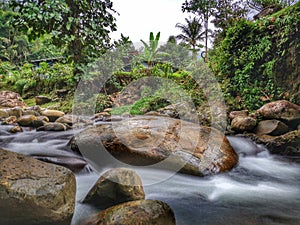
[175,16,205,60]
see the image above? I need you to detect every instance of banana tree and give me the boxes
[141,32,160,67]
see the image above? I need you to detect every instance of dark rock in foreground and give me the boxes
[0,148,76,225]
[84,199,176,225]
[71,116,238,176]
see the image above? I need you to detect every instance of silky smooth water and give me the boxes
[1,127,300,225]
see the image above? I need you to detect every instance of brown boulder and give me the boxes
[0,91,26,108]
[2,116,17,125]
[36,122,67,131]
[6,107,23,118]
[35,95,52,105]
[231,116,257,132]
[83,168,145,208]
[55,115,74,126]
[84,200,176,225]
[252,130,300,156]
[256,120,289,136]
[17,115,38,126]
[0,109,9,118]
[41,109,65,122]
[0,148,76,225]
[257,100,300,126]
[228,110,249,120]
[71,116,238,176]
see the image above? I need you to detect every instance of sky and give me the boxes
[110,0,190,45]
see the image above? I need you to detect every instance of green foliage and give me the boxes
[247,0,298,11]
[141,32,161,66]
[9,0,117,66]
[111,96,169,115]
[0,8,30,64]
[210,2,300,110]
[95,94,112,113]
[158,38,193,69]
[0,60,74,96]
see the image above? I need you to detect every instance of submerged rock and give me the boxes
[71,116,238,176]
[0,148,76,225]
[84,199,176,225]
[83,168,145,208]
[9,125,23,133]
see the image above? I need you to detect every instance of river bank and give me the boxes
[0,90,299,224]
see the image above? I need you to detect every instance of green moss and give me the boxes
[110,96,169,115]
[110,105,131,115]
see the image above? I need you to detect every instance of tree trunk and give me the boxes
[205,12,209,63]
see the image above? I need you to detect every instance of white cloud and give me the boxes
[110,0,189,44]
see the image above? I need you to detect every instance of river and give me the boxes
[0,126,300,225]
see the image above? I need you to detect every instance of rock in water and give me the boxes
[255,130,300,156]
[71,116,238,176]
[0,148,76,225]
[256,119,289,136]
[41,109,65,122]
[83,168,145,208]
[84,200,176,225]
[36,122,67,131]
[17,114,38,126]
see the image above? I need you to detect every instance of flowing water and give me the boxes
[0,126,300,225]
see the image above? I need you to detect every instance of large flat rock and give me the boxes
[71,116,238,176]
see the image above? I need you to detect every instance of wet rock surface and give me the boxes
[71,116,238,176]
[84,199,176,225]
[0,148,76,225]
[83,168,145,208]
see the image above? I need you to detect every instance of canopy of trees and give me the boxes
[9,0,118,65]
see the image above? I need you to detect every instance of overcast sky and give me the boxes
[110,0,190,45]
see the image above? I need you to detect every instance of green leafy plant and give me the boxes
[141,32,160,67]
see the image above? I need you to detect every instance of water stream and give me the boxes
[0,126,300,225]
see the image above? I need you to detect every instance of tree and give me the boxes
[0,7,30,64]
[9,0,118,74]
[158,35,192,68]
[182,0,216,62]
[246,0,298,11]
[213,0,248,32]
[175,16,205,60]
[182,0,248,62]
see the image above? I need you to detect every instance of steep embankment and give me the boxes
[211,2,300,110]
